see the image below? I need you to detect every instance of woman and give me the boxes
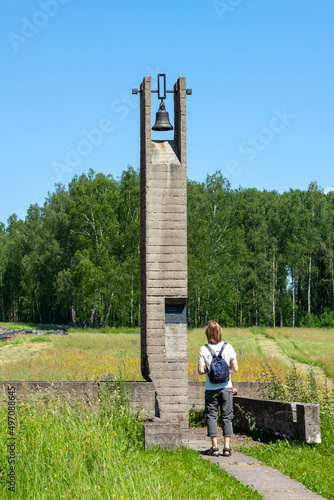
[198,320,238,456]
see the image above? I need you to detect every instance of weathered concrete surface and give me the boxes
[233,396,321,444]
[0,381,321,443]
[144,419,182,450]
[183,438,326,499]
[140,76,189,429]
[0,380,99,402]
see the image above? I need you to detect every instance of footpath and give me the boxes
[182,434,325,499]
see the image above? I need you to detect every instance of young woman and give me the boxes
[198,321,238,456]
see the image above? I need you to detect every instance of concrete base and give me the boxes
[144,419,182,450]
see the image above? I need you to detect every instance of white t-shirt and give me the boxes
[198,341,237,390]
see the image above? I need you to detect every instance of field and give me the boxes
[0,324,333,499]
[0,325,333,386]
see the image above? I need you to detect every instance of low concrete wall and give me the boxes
[233,396,321,444]
[0,381,321,443]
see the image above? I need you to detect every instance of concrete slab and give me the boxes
[182,439,325,499]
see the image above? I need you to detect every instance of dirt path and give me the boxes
[253,334,328,384]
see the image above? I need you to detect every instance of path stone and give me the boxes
[183,437,325,499]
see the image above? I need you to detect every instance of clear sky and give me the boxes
[1,0,334,225]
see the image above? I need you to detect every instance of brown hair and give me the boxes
[205,321,222,344]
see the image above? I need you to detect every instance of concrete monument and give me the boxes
[133,75,192,445]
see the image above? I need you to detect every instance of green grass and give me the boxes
[0,332,143,381]
[1,324,334,497]
[236,366,334,499]
[0,386,262,499]
[1,325,333,384]
[0,322,56,331]
[66,327,140,334]
[258,328,334,378]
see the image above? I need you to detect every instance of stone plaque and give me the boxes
[165,303,186,323]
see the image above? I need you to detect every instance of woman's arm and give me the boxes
[198,361,207,375]
[230,358,238,373]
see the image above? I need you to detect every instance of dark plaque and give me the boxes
[165,303,186,323]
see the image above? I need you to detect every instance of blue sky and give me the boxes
[1,0,334,225]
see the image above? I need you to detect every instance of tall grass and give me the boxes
[238,364,334,499]
[0,333,144,381]
[0,384,262,499]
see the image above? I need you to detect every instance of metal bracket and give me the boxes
[132,73,192,96]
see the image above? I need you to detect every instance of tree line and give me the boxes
[1,167,333,328]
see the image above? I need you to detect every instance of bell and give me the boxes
[152,101,173,131]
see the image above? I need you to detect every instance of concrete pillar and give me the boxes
[140,76,189,429]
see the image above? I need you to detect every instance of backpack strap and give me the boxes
[217,342,227,358]
[205,344,217,358]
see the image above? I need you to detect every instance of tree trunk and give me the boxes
[102,295,113,328]
[330,248,334,310]
[69,306,76,327]
[292,269,295,328]
[240,295,243,327]
[204,258,212,326]
[297,275,302,313]
[130,276,134,328]
[279,286,283,328]
[272,255,276,328]
[308,253,312,314]
[197,291,201,327]
[0,273,5,322]
[89,307,96,328]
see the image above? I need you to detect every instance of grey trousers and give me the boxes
[205,388,233,437]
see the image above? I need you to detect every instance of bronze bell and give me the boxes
[152,101,173,131]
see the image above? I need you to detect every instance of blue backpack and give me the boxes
[205,343,230,383]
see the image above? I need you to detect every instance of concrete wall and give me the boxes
[139,76,189,428]
[0,380,321,443]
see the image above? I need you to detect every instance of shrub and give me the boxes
[299,313,321,328]
[320,308,334,328]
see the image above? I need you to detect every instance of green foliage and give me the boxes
[189,410,206,427]
[300,313,321,328]
[320,308,334,328]
[1,171,334,328]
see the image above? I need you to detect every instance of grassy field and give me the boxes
[257,327,334,378]
[0,323,333,498]
[0,324,333,385]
